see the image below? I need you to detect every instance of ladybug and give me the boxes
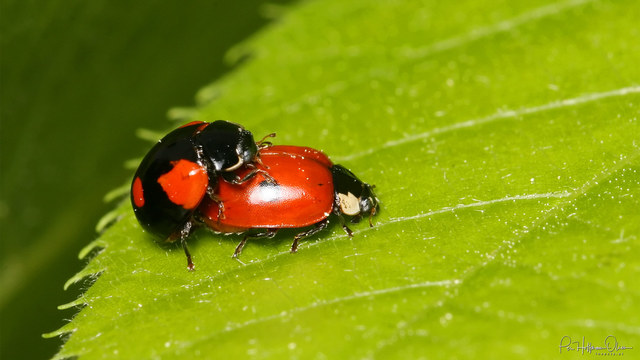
[131,120,274,269]
[198,145,380,259]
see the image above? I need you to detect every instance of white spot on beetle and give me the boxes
[338,192,360,216]
[224,155,244,171]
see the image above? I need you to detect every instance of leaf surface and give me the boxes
[50,0,640,358]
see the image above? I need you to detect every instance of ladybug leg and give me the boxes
[290,218,329,253]
[254,153,270,170]
[233,229,278,259]
[333,205,354,237]
[241,163,275,184]
[216,201,225,221]
[181,237,195,271]
[368,207,377,227]
[199,144,226,220]
[332,195,354,236]
[169,221,196,271]
[340,218,354,237]
[205,188,226,220]
[256,168,276,184]
[211,197,226,221]
[226,164,276,185]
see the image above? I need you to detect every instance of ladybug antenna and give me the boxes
[257,132,276,148]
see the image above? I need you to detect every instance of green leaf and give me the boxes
[49,0,640,358]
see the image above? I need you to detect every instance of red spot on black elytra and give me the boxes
[157,160,208,210]
[132,177,145,208]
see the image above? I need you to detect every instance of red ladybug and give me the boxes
[198,145,380,259]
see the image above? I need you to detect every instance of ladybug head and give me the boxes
[358,183,379,220]
[331,165,380,224]
[197,120,258,173]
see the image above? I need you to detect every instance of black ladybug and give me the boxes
[131,120,273,269]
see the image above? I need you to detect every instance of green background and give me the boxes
[0,1,291,359]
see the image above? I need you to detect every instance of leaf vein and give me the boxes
[400,0,597,60]
[175,279,460,352]
[373,149,640,353]
[336,86,640,161]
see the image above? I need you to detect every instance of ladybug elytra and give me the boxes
[131,120,273,269]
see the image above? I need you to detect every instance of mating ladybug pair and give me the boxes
[131,120,379,270]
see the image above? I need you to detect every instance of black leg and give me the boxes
[332,199,353,237]
[233,229,278,259]
[240,166,275,184]
[254,153,270,170]
[334,212,353,237]
[217,200,225,220]
[224,163,276,185]
[342,223,353,237]
[203,192,226,221]
[368,207,377,227]
[181,237,194,271]
[170,221,195,271]
[290,218,330,253]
